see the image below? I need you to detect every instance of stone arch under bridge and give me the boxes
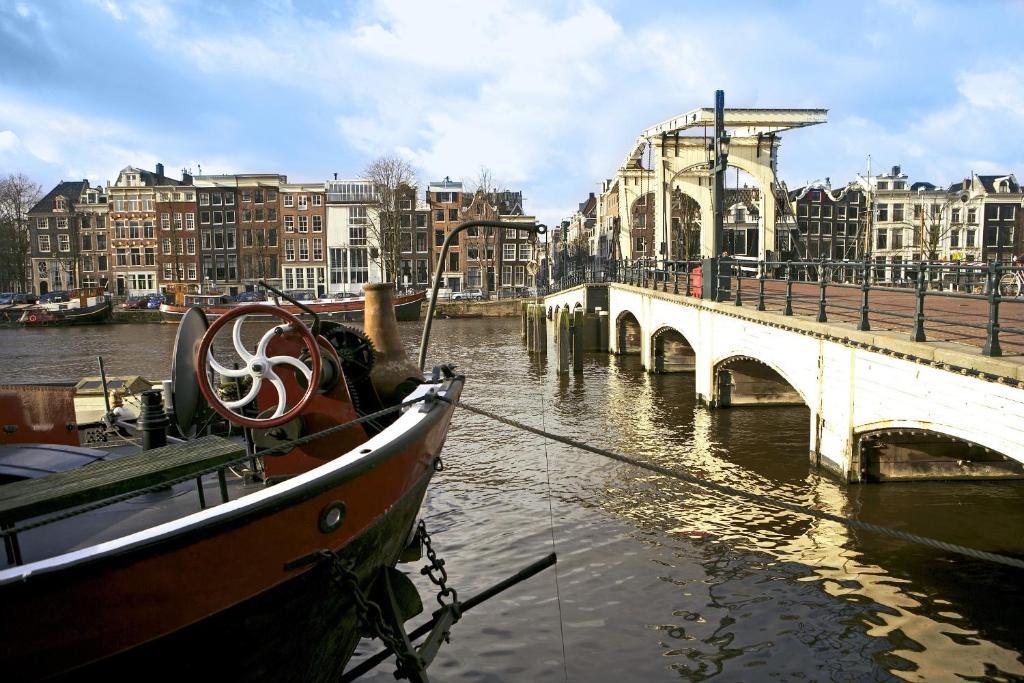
[615,309,642,355]
[712,355,807,408]
[651,326,696,373]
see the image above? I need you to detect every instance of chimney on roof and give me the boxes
[892,165,900,176]
[181,169,193,185]
[334,172,338,180]
[589,192,595,199]
[155,163,164,180]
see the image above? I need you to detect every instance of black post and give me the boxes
[757,260,766,311]
[817,258,827,323]
[661,259,668,292]
[138,389,169,451]
[859,256,871,331]
[674,261,680,295]
[983,261,1002,357]
[911,262,927,342]
[734,264,742,306]
[784,263,794,316]
[685,261,692,297]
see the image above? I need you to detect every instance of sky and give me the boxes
[1,0,1023,227]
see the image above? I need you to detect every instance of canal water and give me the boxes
[2,318,1023,681]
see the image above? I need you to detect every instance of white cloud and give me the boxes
[0,130,19,153]
[0,92,250,185]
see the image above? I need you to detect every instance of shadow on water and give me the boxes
[2,319,1023,681]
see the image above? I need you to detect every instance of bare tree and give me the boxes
[364,156,416,284]
[671,191,701,260]
[469,165,504,195]
[0,174,42,292]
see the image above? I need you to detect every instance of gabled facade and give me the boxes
[76,184,110,290]
[108,164,183,295]
[27,180,90,295]
[155,184,198,292]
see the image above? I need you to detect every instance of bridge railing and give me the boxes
[548,257,1024,358]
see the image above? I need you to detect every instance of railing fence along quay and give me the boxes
[551,258,1024,357]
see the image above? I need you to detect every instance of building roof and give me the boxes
[910,181,937,191]
[29,180,89,214]
[428,177,463,191]
[977,174,1020,193]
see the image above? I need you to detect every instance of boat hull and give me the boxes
[0,379,461,681]
[159,291,425,324]
[18,300,112,327]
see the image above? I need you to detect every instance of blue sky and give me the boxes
[1,0,1023,226]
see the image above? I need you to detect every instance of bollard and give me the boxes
[784,264,794,316]
[911,264,926,342]
[982,262,1002,357]
[817,259,828,323]
[859,257,871,331]
[556,308,571,374]
[572,308,585,374]
[757,261,766,311]
[521,302,529,342]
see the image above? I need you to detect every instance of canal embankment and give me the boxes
[433,299,523,318]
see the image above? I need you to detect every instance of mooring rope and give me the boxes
[439,397,1024,571]
[534,309,570,681]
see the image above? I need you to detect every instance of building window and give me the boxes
[467,266,481,287]
[286,240,295,261]
[58,234,70,252]
[435,210,444,222]
[891,229,903,249]
[877,181,888,190]
[514,265,525,286]
[435,230,444,246]
[892,204,904,222]
[952,208,961,223]
[313,238,323,261]
[38,235,50,252]
[56,217,68,229]
[241,191,251,203]
[503,265,512,285]
[416,214,427,228]
[298,216,308,232]
[312,194,322,206]
[518,243,530,261]
[268,229,278,247]
[950,230,960,248]
[967,208,977,223]
[298,195,308,210]
[283,194,293,208]
[243,229,253,247]
[144,247,156,265]
[877,204,888,222]
[503,243,515,261]
[284,216,294,232]
[966,229,976,247]
[213,211,223,225]
[299,239,309,261]
[162,238,172,255]
[201,211,210,224]
[416,232,427,252]
[36,217,48,230]
[312,215,322,232]
[188,264,197,280]
[186,237,196,254]
[876,230,888,249]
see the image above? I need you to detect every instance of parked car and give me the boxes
[39,290,70,303]
[12,293,37,305]
[122,297,147,310]
[145,295,165,309]
[235,291,266,303]
[0,292,14,305]
[451,288,485,301]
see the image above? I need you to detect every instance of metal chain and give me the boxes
[317,549,420,678]
[416,520,459,610]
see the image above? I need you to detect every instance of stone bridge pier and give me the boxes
[546,283,1024,483]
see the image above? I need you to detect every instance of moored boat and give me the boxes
[0,283,457,680]
[158,288,426,324]
[15,287,112,327]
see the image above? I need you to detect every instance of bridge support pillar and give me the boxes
[556,308,570,374]
[572,308,585,374]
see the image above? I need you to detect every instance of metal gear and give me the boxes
[319,322,376,382]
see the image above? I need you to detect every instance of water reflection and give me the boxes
[2,318,1023,681]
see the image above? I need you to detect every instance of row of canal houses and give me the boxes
[556,164,1023,282]
[26,166,538,298]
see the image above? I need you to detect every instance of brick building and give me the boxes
[281,182,326,295]
[155,185,198,292]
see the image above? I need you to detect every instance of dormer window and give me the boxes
[999,180,1010,192]
[54,196,66,212]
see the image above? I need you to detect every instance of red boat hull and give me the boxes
[0,379,461,681]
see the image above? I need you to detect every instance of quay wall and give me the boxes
[434,300,523,318]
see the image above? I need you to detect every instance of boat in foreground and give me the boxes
[158,289,426,324]
[0,283,460,680]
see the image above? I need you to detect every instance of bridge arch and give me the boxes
[852,421,1024,482]
[615,309,642,355]
[712,354,808,408]
[651,325,696,373]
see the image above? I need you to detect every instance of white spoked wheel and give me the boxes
[195,304,321,429]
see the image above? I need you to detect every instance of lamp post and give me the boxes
[703,89,730,300]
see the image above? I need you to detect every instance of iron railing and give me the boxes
[548,257,1024,358]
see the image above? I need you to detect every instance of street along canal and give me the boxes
[1,318,1023,681]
